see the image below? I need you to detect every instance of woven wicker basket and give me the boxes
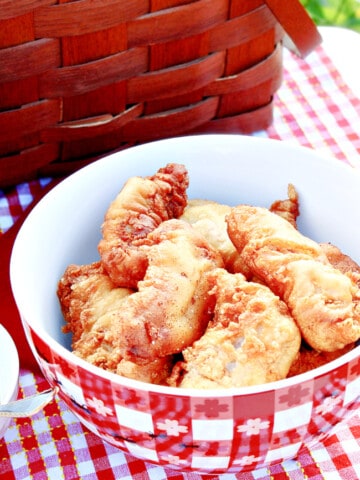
[0,0,321,187]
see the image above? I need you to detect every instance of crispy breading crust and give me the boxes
[168,268,301,389]
[98,163,189,288]
[113,219,223,360]
[57,262,174,384]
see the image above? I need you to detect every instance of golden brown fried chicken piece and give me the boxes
[287,342,355,377]
[68,220,222,364]
[270,183,300,228]
[98,163,189,288]
[58,262,131,343]
[57,262,174,384]
[168,268,301,389]
[114,219,223,360]
[227,206,360,352]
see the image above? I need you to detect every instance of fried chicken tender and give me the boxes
[227,206,360,352]
[57,262,174,384]
[70,220,222,363]
[168,268,301,389]
[287,342,355,377]
[114,219,223,360]
[98,163,189,288]
[58,262,131,344]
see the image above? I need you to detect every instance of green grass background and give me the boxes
[301,0,360,31]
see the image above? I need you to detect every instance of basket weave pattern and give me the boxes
[0,0,286,186]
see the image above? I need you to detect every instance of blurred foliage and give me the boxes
[301,0,360,32]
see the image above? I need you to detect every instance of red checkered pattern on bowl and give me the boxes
[2,368,360,480]
[23,323,360,475]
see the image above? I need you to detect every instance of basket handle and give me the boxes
[264,0,322,57]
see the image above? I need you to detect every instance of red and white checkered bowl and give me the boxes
[10,135,360,474]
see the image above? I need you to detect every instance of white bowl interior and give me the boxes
[10,134,360,375]
[0,325,19,438]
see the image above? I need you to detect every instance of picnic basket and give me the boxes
[0,0,321,187]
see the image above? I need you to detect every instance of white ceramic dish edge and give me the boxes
[0,325,19,438]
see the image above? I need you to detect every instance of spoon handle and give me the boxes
[0,387,58,418]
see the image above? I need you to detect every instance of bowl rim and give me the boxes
[10,134,360,397]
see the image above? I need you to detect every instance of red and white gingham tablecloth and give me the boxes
[1,26,360,480]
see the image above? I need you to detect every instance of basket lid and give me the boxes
[265,0,322,57]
